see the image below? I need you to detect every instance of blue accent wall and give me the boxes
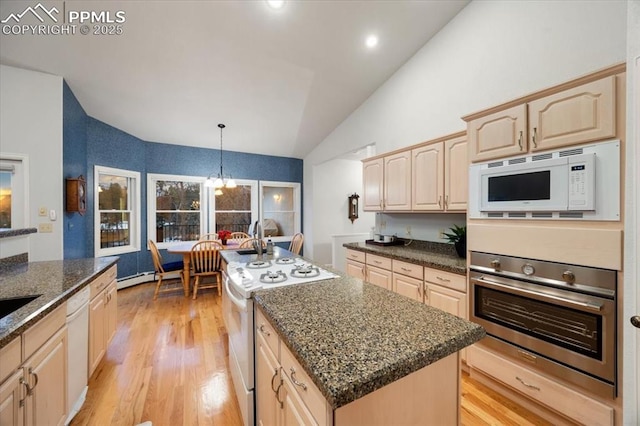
[62,81,303,278]
[62,82,88,259]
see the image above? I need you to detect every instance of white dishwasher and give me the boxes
[65,286,90,425]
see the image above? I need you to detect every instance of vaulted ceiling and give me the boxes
[0,1,468,158]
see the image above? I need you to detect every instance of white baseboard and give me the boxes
[117,271,155,289]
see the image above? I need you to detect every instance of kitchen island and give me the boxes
[250,258,485,425]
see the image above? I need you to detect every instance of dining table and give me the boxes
[167,239,242,296]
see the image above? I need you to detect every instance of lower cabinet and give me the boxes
[256,331,280,426]
[0,304,68,426]
[89,267,118,377]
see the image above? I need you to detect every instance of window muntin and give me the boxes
[95,166,140,256]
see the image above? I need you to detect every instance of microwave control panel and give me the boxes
[568,153,595,210]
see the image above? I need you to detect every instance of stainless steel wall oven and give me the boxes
[469,251,617,398]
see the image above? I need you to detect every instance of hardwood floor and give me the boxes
[72,283,552,426]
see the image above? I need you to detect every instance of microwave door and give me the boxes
[480,159,569,212]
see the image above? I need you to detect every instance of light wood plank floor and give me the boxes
[72,282,552,426]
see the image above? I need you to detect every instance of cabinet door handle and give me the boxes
[438,196,442,208]
[401,267,412,272]
[444,195,449,209]
[516,376,540,391]
[532,127,538,148]
[518,131,523,150]
[275,381,284,409]
[270,367,279,392]
[28,368,38,392]
[289,367,307,390]
[373,260,381,264]
[436,276,451,283]
[258,324,271,336]
[19,377,29,407]
[418,283,423,298]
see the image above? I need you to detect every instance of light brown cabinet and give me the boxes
[383,151,412,211]
[0,305,68,426]
[89,266,117,377]
[468,76,616,163]
[344,250,392,290]
[256,331,280,426]
[362,158,384,211]
[412,135,468,212]
[392,259,424,302]
[364,131,467,212]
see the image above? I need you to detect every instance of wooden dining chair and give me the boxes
[229,232,250,240]
[149,240,185,300]
[238,239,266,249]
[190,240,224,299]
[199,233,220,241]
[289,233,304,255]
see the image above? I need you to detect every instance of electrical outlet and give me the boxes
[38,207,47,216]
[39,223,53,233]
[405,226,412,236]
[438,228,446,239]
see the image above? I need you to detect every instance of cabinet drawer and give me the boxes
[90,265,117,300]
[0,337,21,382]
[468,345,614,426]
[424,268,466,292]
[22,302,66,360]
[366,254,391,270]
[256,308,279,361]
[280,344,327,425]
[346,249,365,263]
[392,260,423,280]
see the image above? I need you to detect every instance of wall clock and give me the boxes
[66,175,86,215]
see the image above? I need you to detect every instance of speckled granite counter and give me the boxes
[0,257,118,348]
[253,275,485,409]
[343,240,467,275]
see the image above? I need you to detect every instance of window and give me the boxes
[0,156,27,230]
[95,166,140,256]
[147,174,204,247]
[213,180,258,234]
[259,181,300,242]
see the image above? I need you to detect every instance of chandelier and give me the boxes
[204,123,236,195]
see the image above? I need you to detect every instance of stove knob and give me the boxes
[562,270,576,284]
[490,259,501,271]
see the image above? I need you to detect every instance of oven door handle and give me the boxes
[474,276,603,313]
[224,276,248,312]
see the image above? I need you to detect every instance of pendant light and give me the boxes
[204,123,236,193]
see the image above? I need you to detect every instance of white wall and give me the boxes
[0,65,63,261]
[303,0,628,259]
[311,158,375,266]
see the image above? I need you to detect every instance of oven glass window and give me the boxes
[475,286,602,360]
[488,171,551,201]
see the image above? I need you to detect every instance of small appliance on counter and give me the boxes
[366,234,403,246]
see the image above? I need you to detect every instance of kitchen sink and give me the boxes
[0,295,41,320]
[235,249,258,255]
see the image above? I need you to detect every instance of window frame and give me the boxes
[0,153,28,230]
[258,180,301,243]
[147,173,208,250]
[94,165,141,257]
[212,179,259,235]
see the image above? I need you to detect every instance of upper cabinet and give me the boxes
[467,74,618,163]
[362,158,384,211]
[468,104,527,162]
[363,132,467,213]
[384,151,412,211]
[528,77,615,152]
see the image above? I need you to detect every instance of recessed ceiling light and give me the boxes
[365,35,378,49]
[266,0,285,9]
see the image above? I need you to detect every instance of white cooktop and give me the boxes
[227,257,338,299]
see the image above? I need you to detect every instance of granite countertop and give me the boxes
[0,257,119,348]
[253,275,485,409]
[343,240,467,275]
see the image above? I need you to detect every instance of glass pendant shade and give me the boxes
[204,178,214,188]
[213,176,224,188]
[214,188,223,196]
[226,177,237,188]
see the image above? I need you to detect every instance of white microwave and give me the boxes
[468,140,620,221]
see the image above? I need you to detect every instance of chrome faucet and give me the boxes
[252,221,263,256]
